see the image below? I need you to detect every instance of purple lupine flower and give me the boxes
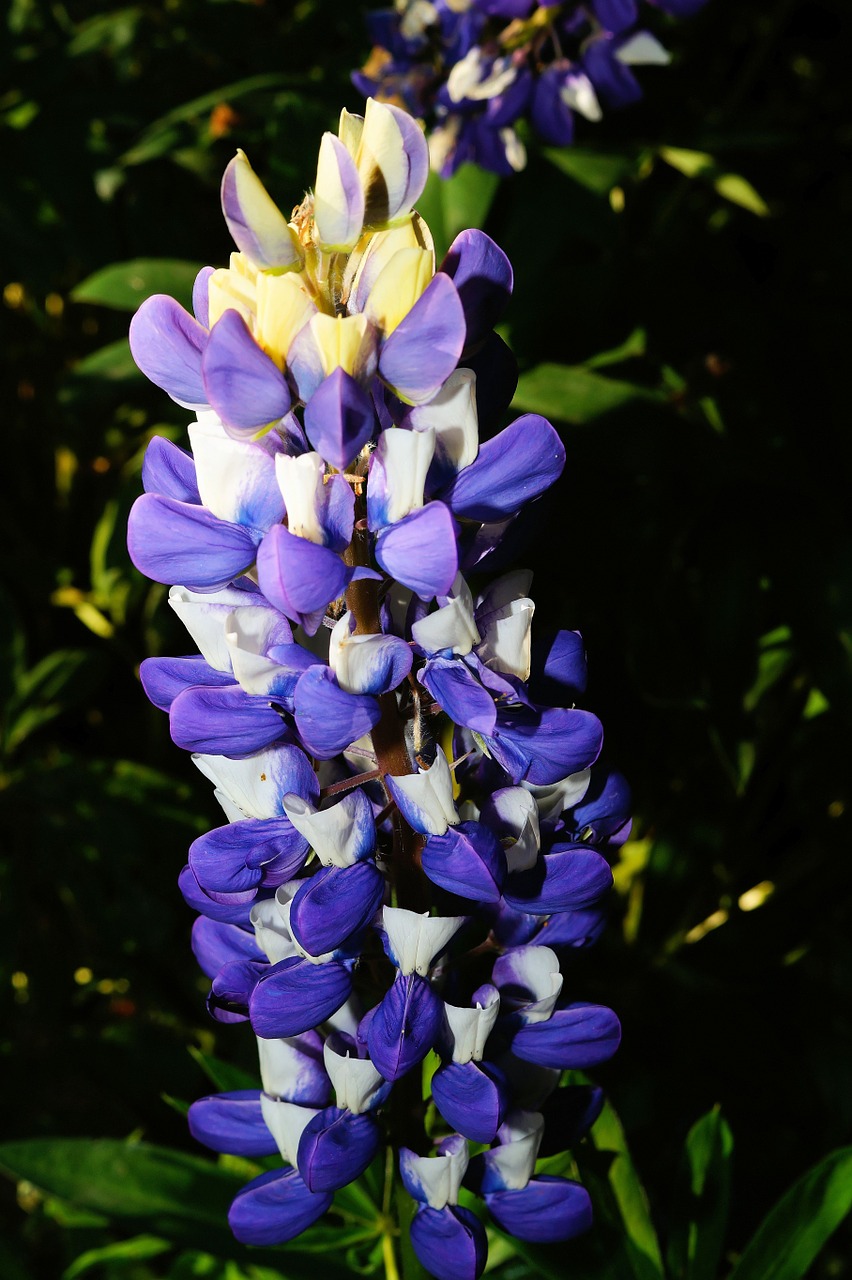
[355,0,708,177]
[127,98,624,1280]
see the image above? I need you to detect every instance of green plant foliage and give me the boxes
[726,1148,852,1280]
[667,1108,733,1280]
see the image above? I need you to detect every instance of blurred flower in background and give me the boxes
[354,0,708,175]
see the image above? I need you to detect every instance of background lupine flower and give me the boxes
[354,0,708,176]
[126,97,624,1279]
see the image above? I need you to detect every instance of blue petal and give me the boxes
[439,229,513,354]
[202,310,291,437]
[189,817,310,902]
[250,957,353,1037]
[566,769,632,846]
[170,684,290,757]
[503,847,612,915]
[290,862,385,956]
[530,629,588,701]
[256,525,355,634]
[297,1106,381,1192]
[179,864,259,925]
[129,295,207,407]
[142,436,200,502]
[192,917,261,979]
[530,66,577,147]
[189,1090,278,1162]
[439,414,565,521]
[485,1176,592,1243]
[489,707,604,786]
[366,973,442,1081]
[304,368,377,472]
[419,658,496,735]
[379,274,466,405]
[208,957,267,1022]
[192,266,214,328]
[421,821,506,903]
[375,503,459,600]
[534,906,608,949]
[431,1060,508,1143]
[127,494,256,590]
[189,1091,279,1158]
[410,1205,488,1280]
[293,667,381,759]
[510,1003,622,1070]
[228,1166,332,1246]
[139,656,232,713]
[583,37,643,109]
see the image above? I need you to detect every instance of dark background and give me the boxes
[1,0,850,1274]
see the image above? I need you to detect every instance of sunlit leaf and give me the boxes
[513,363,665,424]
[667,1106,733,1280]
[64,1234,171,1279]
[71,259,204,312]
[543,148,636,195]
[727,1147,852,1280]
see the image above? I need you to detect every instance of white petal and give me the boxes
[225,604,293,695]
[323,1039,385,1114]
[188,415,278,526]
[169,585,247,672]
[560,73,603,122]
[406,367,479,474]
[372,427,435,525]
[616,32,671,65]
[444,987,500,1063]
[523,768,592,823]
[257,1034,322,1099]
[193,749,288,819]
[388,748,459,836]
[250,896,297,964]
[400,1135,468,1209]
[275,452,326,544]
[412,578,480,656]
[260,1095,319,1165]
[477,595,534,680]
[484,1110,544,1190]
[382,907,465,976]
[282,792,373,868]
[497,945,563,1024]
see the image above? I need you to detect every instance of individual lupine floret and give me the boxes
[430,984,510,1142]
[400,1135,488,1280]
[467,1109,594,1243]
[354,0,708,177]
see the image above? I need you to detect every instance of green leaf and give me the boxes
[0,1139,352,1276]
[513,363,665,424]
[189,1046,258,1094]
[584,328,647,370]
[70,339,142,382]
[440,163,500,242]
[667,1107,733,1280]
[415,164,499,261]
[64,1234,172,1279]
[582,1100,664,1280]
[658,148,769,217]
[5,649,98,754]
[71,259,204,312]
[727,1147,852,1280]
[543,147,635,195]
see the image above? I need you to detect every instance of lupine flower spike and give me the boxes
[354,0,708,177]
[128,98,628,1279]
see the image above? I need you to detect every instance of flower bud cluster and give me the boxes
[127,98,629,1280]
[355,0,707,177]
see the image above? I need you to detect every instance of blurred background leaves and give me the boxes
[1,0,851,1275]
